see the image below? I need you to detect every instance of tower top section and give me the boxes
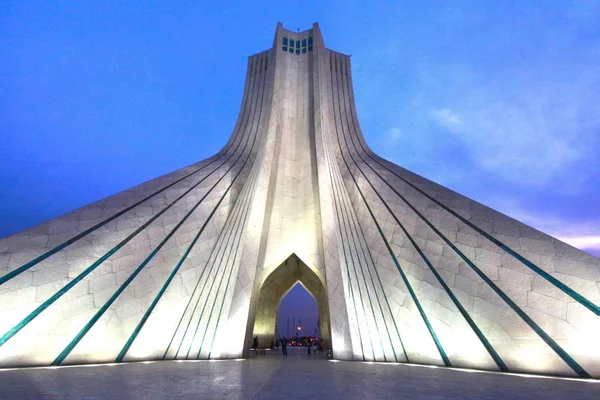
[270,22,326,54]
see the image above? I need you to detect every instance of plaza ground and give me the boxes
[0,347,598,399]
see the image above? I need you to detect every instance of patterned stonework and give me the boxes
[0,22,598,378]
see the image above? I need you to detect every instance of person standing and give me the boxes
[281,337,288,356]
[252,336,259,355]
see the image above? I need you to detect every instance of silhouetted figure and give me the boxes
[253,336,259,355]
[281,337,288,356]
[270,340,274,350]
[275,339,280,350]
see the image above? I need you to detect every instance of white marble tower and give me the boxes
[0,23,599,378]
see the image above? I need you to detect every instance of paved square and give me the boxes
[1,349,598,399]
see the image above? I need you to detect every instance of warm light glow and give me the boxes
[512,342,552,373]
[210,295,251,358]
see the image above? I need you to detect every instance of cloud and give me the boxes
[492,200,600,255]
[426,74,600,187]
[429,108,461,128]
[382,127,403,146]
[358,1,600,195]
[556,236,600,252]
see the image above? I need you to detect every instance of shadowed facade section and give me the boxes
[0,23,599,378]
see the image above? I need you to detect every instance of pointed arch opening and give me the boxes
[249,254,330,350]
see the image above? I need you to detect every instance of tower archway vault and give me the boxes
[249,254,330,347]
[249,254,330,350]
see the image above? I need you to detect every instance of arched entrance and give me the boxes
[249,254,331,350]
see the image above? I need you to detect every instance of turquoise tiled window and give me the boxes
[281,36,313,54]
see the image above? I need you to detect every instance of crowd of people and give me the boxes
[273,336,324,355]
[252,335,325,356]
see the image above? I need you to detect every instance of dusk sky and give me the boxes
[1,2,599,333]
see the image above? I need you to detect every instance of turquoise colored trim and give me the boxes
[53,56,268,363]
[324,97,366,360]
[183,68,266,360]
[356,122,599,317]
[342,72,590,378]
[167,66,266,360]
[54,125,258,366]
[198,163,258,359]
[205,152,261,358]
[160,69,264,360]
[330,68,406,363]
[339,86,508,372]
[0,147,241,349]
[330,66,449,367]
[332,159,383,361]
[0,136,246,287]
[115,179,243,361]
[185,185,249,359]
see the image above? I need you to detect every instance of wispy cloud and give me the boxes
[557,236,600,252]
[382,127,403,146]
[427,76,599,187]
[429,108,461,128]
[492,199,600,255]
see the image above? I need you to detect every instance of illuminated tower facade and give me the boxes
[0,23,599,378]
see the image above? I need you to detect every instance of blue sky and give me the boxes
[1,0,599,324]
[277,283,319,338]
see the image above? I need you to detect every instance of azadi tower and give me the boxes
[1,23,599,378]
